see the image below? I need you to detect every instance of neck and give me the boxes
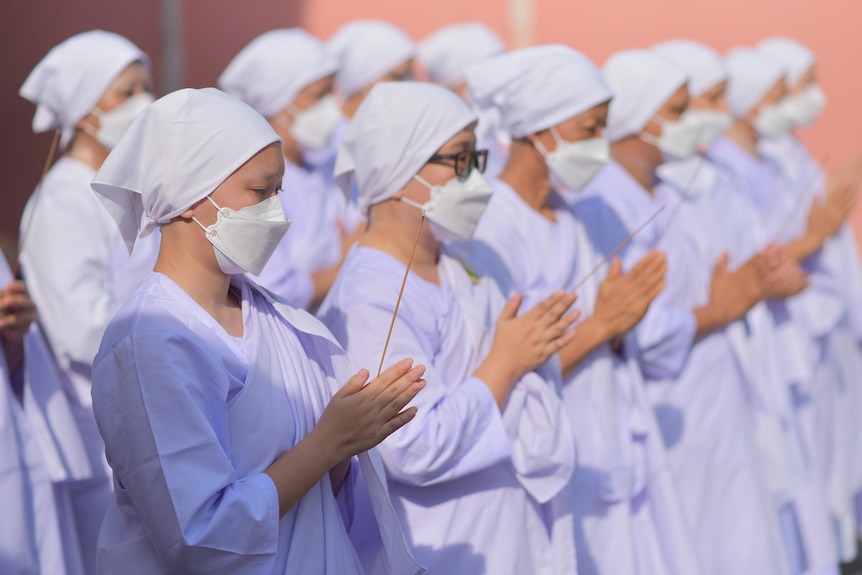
[154,222,235,316]
[724,120,759,156]
[611,137,661,194]
[362,208,440,284]
[66,131,108,170]
[499,139,554,217]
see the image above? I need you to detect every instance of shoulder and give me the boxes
[95,275,213,365]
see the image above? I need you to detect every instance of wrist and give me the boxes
[306,425,348,470]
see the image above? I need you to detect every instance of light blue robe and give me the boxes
[92,273,420,575]
[318,246,577,575]
[451,179,700,575]
[575,160,791,575]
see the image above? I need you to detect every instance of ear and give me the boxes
[76,112,99,132]
[179,196,207,220]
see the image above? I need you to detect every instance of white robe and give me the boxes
[19,156,160,574]
[451,179,700,575]
[91,273,420,575]
[760,135,862,532]
[576,160,792,575]
[0,258,74,575]
[318,246,576,575]
[710,137,860,561]
[658,156,839,574]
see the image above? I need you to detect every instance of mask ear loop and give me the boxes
[377,214,426,377]
[14,128,61,279]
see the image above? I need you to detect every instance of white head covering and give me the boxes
[725,47,786,118]
[417,22,505,88]
[19,30,149,147]
[653,40,727,98]
[92,88,280,252]
[218,28,338,118]
[603,49,688,143]
[328,20,415,99]
[335,82,476,216]
[465,44,611,139]
[758,37,816,88]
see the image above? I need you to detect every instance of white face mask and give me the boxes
[640,113,701,160]
[286,95,343,152]
[753,101,795,138]
[534,127,610,192]
[400,170,493,242]
[88,92,154,149]
[780,84,827,127]
[686,109,733,149]
[193,194,292,275]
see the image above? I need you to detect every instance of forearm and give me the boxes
[264,427,343,517]
[693,303,729,340]
[559,316,612,377]
[472,355,519,410]
[783,232,822,263]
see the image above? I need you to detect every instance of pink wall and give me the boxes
[4,0,861,259]
[299,0,862,241]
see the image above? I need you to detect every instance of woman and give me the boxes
[455,44,697,575]
[89,87,424,575]
[219,28,358,310]
[709,46,859,563]
[654,39,839,575]
[579,49,791,574]
[318,81,579,574]
[18,30,161,573]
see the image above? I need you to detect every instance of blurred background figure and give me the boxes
[418,22,509,178]
[219,28,358,311]
[17,30,161,575]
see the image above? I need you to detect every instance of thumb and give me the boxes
[713,252,730,275]
[499,293,523,321]
[336,369,369,398]
[607,257,623,279]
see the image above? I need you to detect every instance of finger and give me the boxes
[4,281,28,295]
[499,293,524,322]
[365,357,416,394]
[382,378,426,419]
[713,252,729,275]
[539,291,577,326]
[1,294,36,313]
[523,291,562,322]
[545,308,582,341]
[335,369,371,398]
[371,365,426,409]
[380,406,419,438]
[607,257,623,280]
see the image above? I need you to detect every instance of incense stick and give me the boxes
[14,129,61,278]
[571,206,665,293]
[377,215,426,377]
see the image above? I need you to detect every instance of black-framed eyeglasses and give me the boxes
[427,149,488,178]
